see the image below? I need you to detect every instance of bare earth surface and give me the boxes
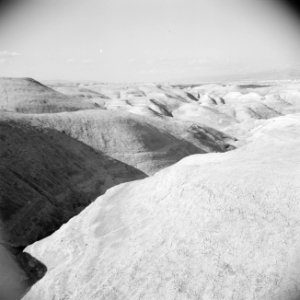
[0,78,299,299]
[24,114,300,300]
[2,110,234,175]
[0,120,146,247]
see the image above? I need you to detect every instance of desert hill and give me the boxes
[46,80,300,137]
[23,114,300,300]
[0,119,146,248]
[0,118,146,298]
[0,78,98,113]
[0,78,299,299]
[0,78,238,299]
[2,110,235,175]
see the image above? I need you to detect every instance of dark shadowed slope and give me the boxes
[24,114,300,300]
[0,120,146,249]
[0,113,146,299]
[0,119,146,298]
[2,110,235,175]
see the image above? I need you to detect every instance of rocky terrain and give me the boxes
[0,77,299,299]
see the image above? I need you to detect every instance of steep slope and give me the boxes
[2,110,235,175]
[0,78,98,113]
[24,114,300,300]
[0,119,146,249]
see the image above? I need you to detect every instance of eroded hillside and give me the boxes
[2,110,235,175]
[23,114,300,300]
[0,78,98,113]
[0,78,299,299]
[0,120,146,247]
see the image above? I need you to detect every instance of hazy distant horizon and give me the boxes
[2,69,300,85]
[0,0,299,83]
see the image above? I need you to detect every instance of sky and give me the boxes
[0,0,299,83]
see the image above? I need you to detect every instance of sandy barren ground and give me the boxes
[23,114,300,300]
[0,78,299,299]
[46,79,300,136]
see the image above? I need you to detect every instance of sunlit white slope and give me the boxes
[24,114,300,300]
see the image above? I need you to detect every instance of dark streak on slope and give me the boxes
[0,120,146,249]
[185,92,199,101]
[149,99,173,117]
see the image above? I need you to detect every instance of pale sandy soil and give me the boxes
[23,114,300,300]
[0,78,299,299]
